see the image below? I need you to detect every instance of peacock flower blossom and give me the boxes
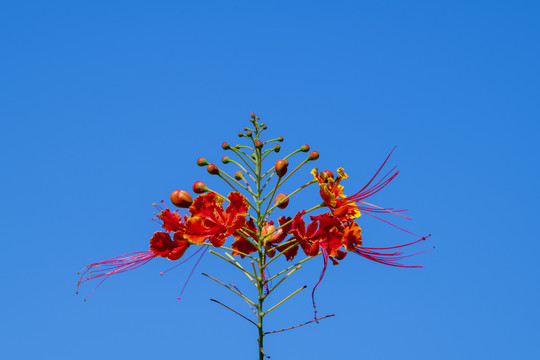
[311,167,361,221]
[290,210,347,317]
[77,202,197,299]
[154,205,186,233]
[184,191,249,247]
[77,113,431,357]
[290,211,345,261]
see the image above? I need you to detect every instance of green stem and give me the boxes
[253,126,266,360]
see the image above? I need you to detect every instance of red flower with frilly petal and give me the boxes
[290,211,345,259]
[311,168,361,221]
[155,207,186,232]
[184,192,249,247]
[312,148,415,224]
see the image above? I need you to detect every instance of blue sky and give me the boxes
[1,1,539,359]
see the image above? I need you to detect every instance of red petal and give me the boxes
[149,232,174,257]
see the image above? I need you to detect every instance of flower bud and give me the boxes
[275,159,289,177]
[321,170,334,182]
[262,124,267,130]
[278,136,284,142]
[234,170,244,180]
[197,158,209,166]
[274,144,281,153]
[274,193,289,209]
[300,144,310,152]
[255,140,263,149]
[246,131,252,137]
[170,190,193,208]
[250,111,256,118]
[222,142,230,150]
[235,144,240,149]
[207,164,219,175]
[308,151,319,161]
[238,132,244,137]
[192,181,209,194]
[221,156,230,164]
[244,127,249,131]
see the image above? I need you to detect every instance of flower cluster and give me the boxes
[77,112,430,359]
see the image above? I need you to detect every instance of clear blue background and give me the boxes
[1,1,539,359]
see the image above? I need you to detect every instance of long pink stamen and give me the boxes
[360,211,422,238]
[311,247,328,321]
[357,201,411,219]
[361,234,431,250]
[346,168,399,203]
[354,146,397,194]
[178,247,208,300]
[355,247,432,268]
[76,251,156,300]
[355,235,432,267]
[160,246,206,275]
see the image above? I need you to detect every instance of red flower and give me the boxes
[290,211,346,319]
[290,211,345,260]
[154,204,186,233]
[184,192,249,247]
[311,168,361,221]
[312,148,413,223]
[78,201,196,300]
